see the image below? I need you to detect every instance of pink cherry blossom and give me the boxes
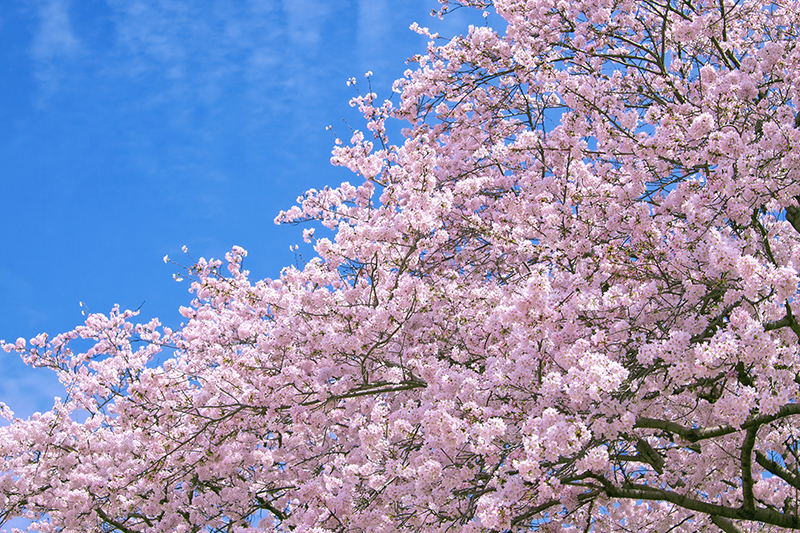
[3,0,800,531]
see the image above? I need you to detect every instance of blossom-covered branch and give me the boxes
[3,0,800,531]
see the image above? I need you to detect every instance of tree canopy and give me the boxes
[3,0,800,531]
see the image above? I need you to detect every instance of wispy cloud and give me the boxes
[32,0,79,59]
[100,0,338,112]
[22,0,442,205]
[26,0,434,117]
[280,0,330,50]
[357,0,389,68]
[106,1,266,101]
[30,0,80,96]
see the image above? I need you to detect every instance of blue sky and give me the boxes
[0,0,485,420]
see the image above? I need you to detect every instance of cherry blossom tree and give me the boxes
[3,0,800,531]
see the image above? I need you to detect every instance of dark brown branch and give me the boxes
[510,491,599,528]
[755,451,800,489]
[741,427,757,515]
[744,403,800,430]
[710,515,744,533]
[635,438,664,474]
[602,481,800,529]
[786,206,800,232]
[636,403,800,443]
[764,313,796,332]
[635,417,736,442]
[94,508,138,533]
[766,301,800,341]
[510,499,562,527]
[751,208,778,266]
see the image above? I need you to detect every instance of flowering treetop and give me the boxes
[3,0,800,531]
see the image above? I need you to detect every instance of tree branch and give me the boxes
[94,508,139,533]
[786,196,800,234]
[755,451,800,489]
[710,515,744,533]
[743,403,800,430]
[764,301,800,341]
[635,438,664,474]
[635,417,736,442]
[601,481,800,529]
[741,427,757,515]
[636,403,800,443]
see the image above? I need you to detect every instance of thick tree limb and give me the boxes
[755,451,800,489]
[601,482,800,529]
[741,427,757,515]
[766,301,800,340]
[635,438,664,474]
[744,403,800,429]
[635,417,736,442]
[636,404,800,443]
[710,515,744,533]
[787,196,800,234]
[94,508,138,533]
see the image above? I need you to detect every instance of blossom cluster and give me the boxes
[3,0,800,531]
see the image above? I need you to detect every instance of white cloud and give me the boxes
[280,0,330,50]
[30,0,80,95]
[102,0,325,111]
[357,0,388,51]
[32,0,79,60]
